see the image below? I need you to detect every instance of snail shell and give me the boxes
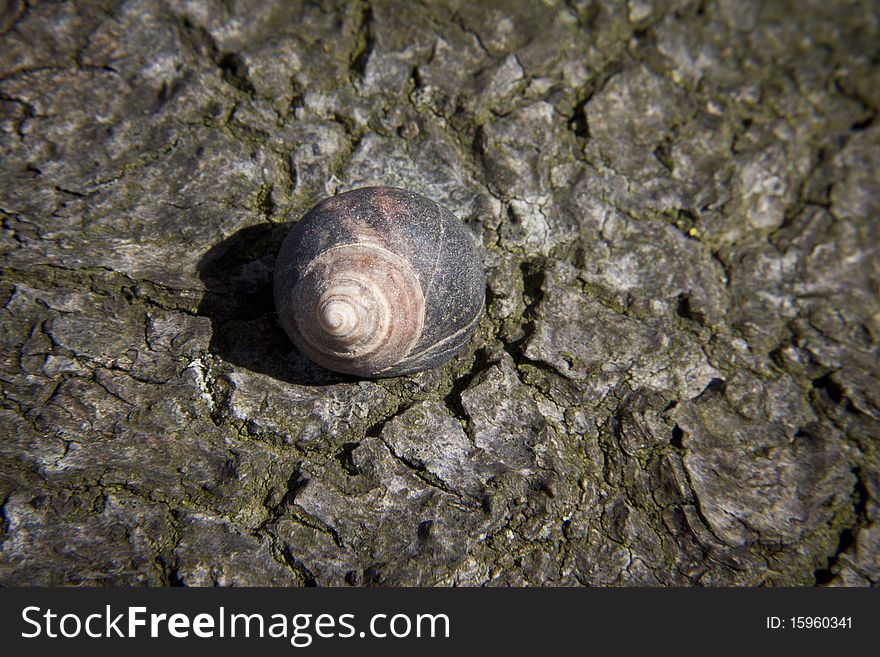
[274,187,485,377]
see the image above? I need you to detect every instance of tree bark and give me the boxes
[1,0,877,586]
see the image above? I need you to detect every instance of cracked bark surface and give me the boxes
[1,0,878,586]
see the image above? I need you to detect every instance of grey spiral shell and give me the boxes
[274,187,485,377]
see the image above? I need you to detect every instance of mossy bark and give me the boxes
[1,0,878,586]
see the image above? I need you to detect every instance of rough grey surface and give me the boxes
[0,0,877,586]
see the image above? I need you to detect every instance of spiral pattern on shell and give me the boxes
[291,244,425,374]
[274,187,485,377]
